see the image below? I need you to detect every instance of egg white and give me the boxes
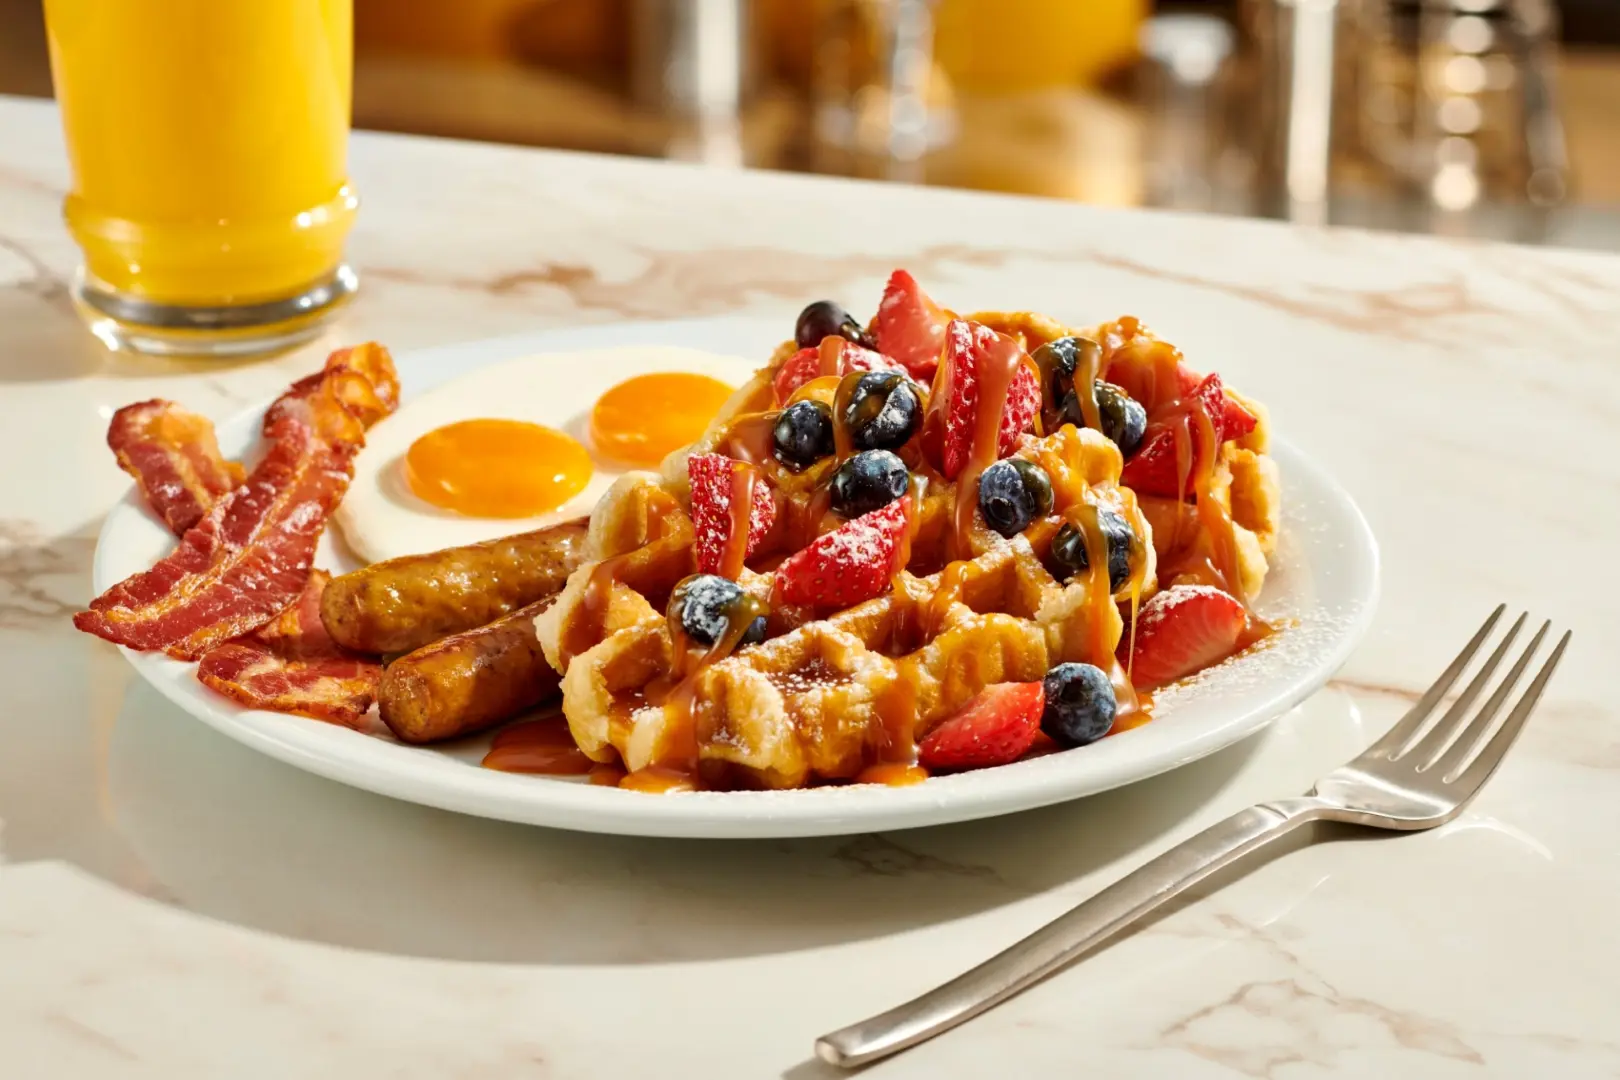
[336,344,760,565]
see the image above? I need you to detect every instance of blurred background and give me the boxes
[5,0,1618,250]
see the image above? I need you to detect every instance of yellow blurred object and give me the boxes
[934,0,1146,92]
[761,0,1143,94]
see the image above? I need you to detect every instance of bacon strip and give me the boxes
[268,342,400,435]
[75,344,399,659]
[108,401,246,535]
[196,570,382,726]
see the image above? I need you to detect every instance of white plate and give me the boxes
[91,317,1379,839]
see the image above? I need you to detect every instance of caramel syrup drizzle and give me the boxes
[947,331,1035,559]
[620,464,771,793]
[558,488,682,668]
[1111,322,1273,663]
[1062,501,1147,729]
[719,461,763,581]
[623,584,769,793]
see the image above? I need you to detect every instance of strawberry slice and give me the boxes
[773,497,909,608]
[918,682,1045,770]
[935,319,1040,481]
[773,338,904,406]
[1107,358,1256,440]
[1123,585,1248,690]
[1120,372,1235,499]
[871,269,950,380]
[1173,364,1257,440]
[688,453,777,576]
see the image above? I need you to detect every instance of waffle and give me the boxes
[535,296,1281,790]
[535,422,1155,789]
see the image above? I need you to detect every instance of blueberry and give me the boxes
[1031,337,1081,400]
[840,370,920,452]
[772,400,835,471]
[795,300,872,349]
[1059,379,1146,457]
[1041,662,1118,748]
[1033,336,1102,428]
[669,574,759,647]
[1049,509,1135,592]
[1095,382,1147,456]
[976,459,1054,538]
[829,449,910,518]
[741,614,768,646]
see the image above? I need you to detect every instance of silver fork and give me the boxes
[816,606,1570,1068]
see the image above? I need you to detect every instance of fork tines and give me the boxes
[1372,604,1571,786]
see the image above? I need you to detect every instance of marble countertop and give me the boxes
[4,93,1619,1078]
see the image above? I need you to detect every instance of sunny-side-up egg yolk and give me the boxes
[403,418,592,518]
[588,372,734,466]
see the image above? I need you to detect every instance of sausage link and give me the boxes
[321,518,587,654]
[378,598,559,744]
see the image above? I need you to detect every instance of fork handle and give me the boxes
[815,797,1325,1068]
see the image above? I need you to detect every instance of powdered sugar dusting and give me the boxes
[940,319,1040,477]
[1135,584,1233,634]
[775,498,907,606]
[687,452,775,575]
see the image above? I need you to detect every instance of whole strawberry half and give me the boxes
[1120,372,1239,499]
[918,682,1045,770]
[871,269,950,380]
[688,453,777,576]
[1123,584,1248,690]
[773,497,909,608]
[934,319,1040,481]
[773,338,903,406]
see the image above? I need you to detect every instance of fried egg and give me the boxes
[336,345,753,564]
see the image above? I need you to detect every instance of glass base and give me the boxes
[71,264,359,358]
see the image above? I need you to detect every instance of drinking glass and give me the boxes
[43,0,359,356]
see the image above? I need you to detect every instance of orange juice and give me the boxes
[44,0,356,307]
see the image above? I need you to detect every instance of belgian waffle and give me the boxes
[534,286,1282,791]
[534,422,1155,790]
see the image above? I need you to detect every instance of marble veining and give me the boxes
[2,94,1618,1078]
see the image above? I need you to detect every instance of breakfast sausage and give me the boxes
[320,518,588,654]
[378,598,561,744]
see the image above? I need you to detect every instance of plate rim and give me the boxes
[90,318,1381,839]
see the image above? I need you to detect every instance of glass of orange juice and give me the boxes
[43,0,359,357]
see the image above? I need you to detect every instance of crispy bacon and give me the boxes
[77,343,401,659]
[197,570,381,726]
[269,342,400,434]
[108,401,246,535]
[329,342,401,421]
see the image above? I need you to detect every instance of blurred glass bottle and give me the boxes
[1138,14,1238,213]
[1355,0,1566,213]
[809,0,1145,163]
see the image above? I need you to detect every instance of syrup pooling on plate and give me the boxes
[482,713,594,775]
[404,418,591,519]
[589,371,734,466]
